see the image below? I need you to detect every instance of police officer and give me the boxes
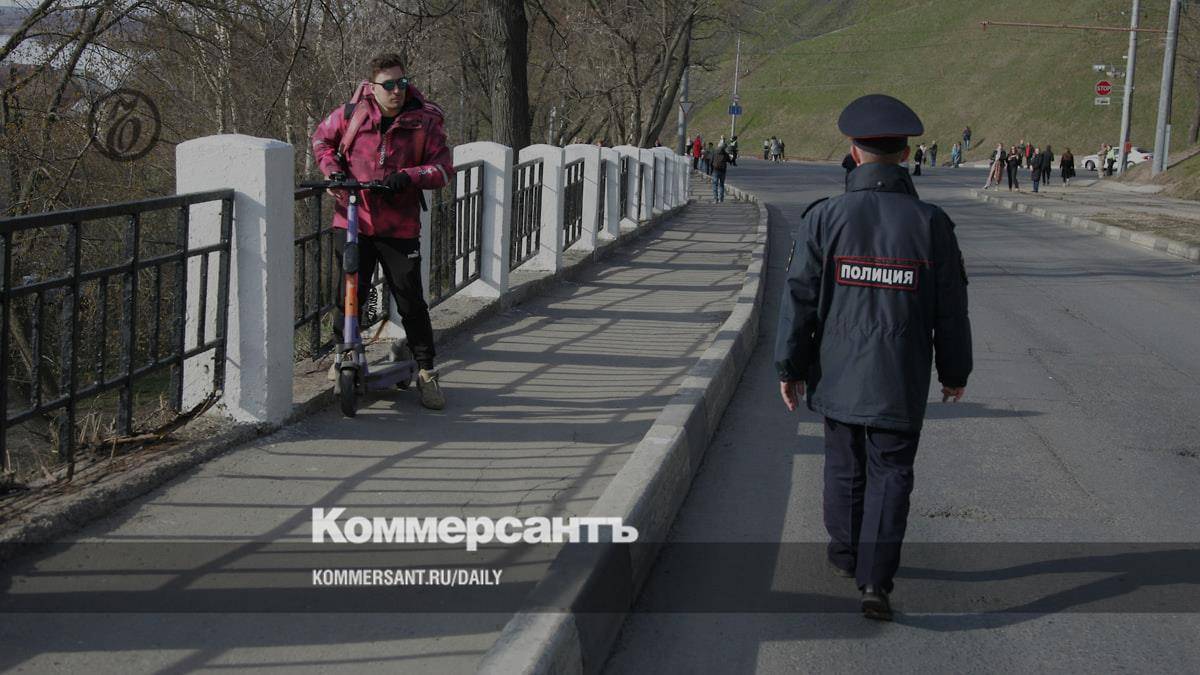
[774,94,972,621]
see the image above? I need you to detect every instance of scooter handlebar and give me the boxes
[297,178,394,192]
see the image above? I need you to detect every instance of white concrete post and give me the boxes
[638,149,655,219]
[564,143,601,251]
[176,134,294,425]
[454,142,511,298]
[600,147,621,239]
[656,148,674,208]
[516,144,564,272]
[681,154,691,201]
[613,145,640,226]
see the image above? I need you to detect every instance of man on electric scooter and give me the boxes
[311,53,453,410]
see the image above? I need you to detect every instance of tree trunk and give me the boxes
[483,0,531,150]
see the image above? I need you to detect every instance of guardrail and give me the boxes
[429,160,485,307]
[509,157,545,271]
[562,158,585,250]
[0,190,233,481]
[2,139,692,454]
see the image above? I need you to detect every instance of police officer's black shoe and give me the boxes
[861,585,893,621]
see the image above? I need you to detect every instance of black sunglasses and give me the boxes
[373,77,410,92]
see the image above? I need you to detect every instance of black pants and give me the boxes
[822,417,920,592]
[332,230,435,370]
[1041,165,1052,183]
[1006,164,1019,190]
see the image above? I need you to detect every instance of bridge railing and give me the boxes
[0,189,233,481]
[1,138,692,486]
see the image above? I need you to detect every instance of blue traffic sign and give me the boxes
[728,105,743,116]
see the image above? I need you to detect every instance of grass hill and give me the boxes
[688,0,1198,166]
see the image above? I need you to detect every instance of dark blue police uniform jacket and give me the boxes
[774,162,973,432]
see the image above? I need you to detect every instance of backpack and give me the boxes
[711,149,729,170]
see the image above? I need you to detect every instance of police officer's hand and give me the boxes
[780,379,804,412]
[941,386,966,403]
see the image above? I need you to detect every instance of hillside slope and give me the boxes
[689,0,1197,164]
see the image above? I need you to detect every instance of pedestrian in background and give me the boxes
[1106,145,1118,176]
[1017,139,1027,167]
[1041,145,1054,184]
[912,143,924,176]
[702,142,714,175]
[763,139,770,160]
[777,93,972,622]
[983,144,1004,189]
[962,125,972,151]
[780,139,787,161]
[691,135,703,171]
[770,136,782,162]
[950,142,961,167]
[1060,148,1075,186]
[1006,146,1021,191]
[710,143,730,203]
[728,135,740,166]
[928,141,938,168]
[1030,146,1043,193]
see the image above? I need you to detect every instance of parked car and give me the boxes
[1081,146,1153,171]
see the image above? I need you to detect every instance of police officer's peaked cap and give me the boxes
[837,94,923,154]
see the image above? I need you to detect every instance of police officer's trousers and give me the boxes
[822,417,920,592]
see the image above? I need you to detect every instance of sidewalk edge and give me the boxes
[968,189,1200,264]
[477,179,770,675]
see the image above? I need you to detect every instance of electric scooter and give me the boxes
[299,176,417,417]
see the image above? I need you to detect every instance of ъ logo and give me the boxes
[835,256,920,291]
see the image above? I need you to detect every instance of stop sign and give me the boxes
[1096,80,1112,96]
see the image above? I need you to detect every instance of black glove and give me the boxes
[382,171,412,191]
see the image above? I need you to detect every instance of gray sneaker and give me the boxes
[417,369,445,410]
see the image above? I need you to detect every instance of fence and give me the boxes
[562,158,585,250]
[0,190,233,481]
[1,139,691,486]
[429,160,486,307]
[597,158,608,232]
[509,158,545,271]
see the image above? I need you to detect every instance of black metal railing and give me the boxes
[597,159,608,231]
[562,158,585,250]
[429,160,485,307]
[292,189,391,361]
[1,190,233,481]
[619,156,630,221]
[636,160,644,221]
[509,158,544,271]
[651,155,660,211]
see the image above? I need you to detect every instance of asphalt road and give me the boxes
[605,159,1200,673]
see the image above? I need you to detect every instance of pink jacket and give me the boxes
[311,83,453,239]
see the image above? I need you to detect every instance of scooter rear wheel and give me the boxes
[338,369,358,417]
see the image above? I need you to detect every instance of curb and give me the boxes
[477,181,770,675]
[0,202,690,552]
[969,189,1200,264]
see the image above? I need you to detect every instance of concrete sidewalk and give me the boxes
[0,196,760,674]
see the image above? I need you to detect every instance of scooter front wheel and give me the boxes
[338,369,358,417]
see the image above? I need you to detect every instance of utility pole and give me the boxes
[1116,0,1139,175]
[730,34,741,138]
[1151,0,1182,175]
[677,67,690,156]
